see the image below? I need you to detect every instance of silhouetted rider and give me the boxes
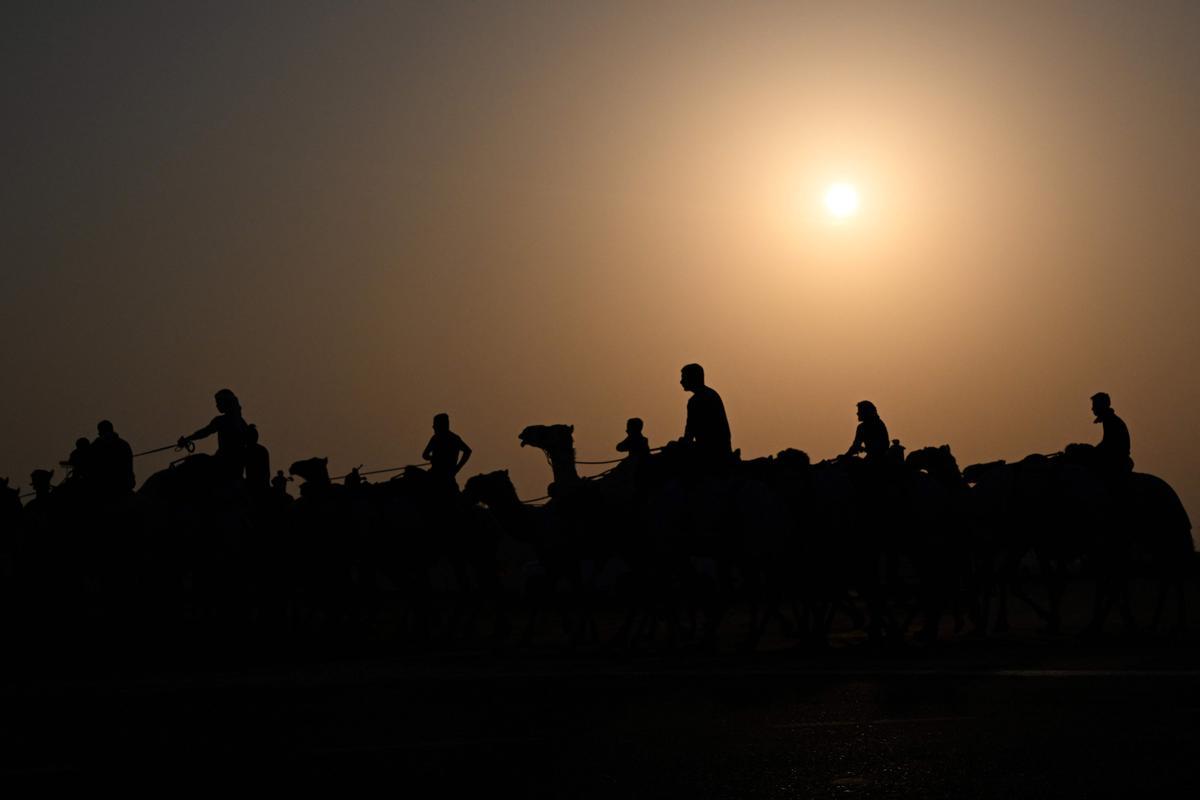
[92,420,135,496]
[1091,392,1132,474]
[422,413,472,490]
[24,469,55,515]
[179,388,249,480]
[62,437,94,486]
[679,363,732,469]
[616,417,651,460]
[846,401,889,462]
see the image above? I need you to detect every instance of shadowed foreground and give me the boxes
[4,594,1200,794]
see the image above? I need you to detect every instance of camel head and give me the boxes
[463,470,518,508]
[289,457,330,486]
[520,424,581,486]
[519,424,575,455]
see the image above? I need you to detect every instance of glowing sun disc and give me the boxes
[824,182,860,219]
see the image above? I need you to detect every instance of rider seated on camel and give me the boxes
[178,388,249,481]
[678,363,733,474]
[1091,392,1133,475]
[842,401,895,503]
[616,417,651,460]
[613,416,651,489]
[62,437,93,487]
[422,413,472,491]
[845,400,889,462]
[24,469,55,514]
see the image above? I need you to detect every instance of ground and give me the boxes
[2,579,1199,793]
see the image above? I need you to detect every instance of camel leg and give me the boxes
[1153,571,1187,637]
[977,561,996,634]
[1151,577,1168,632]
[1118,583,1137,632]
[478,563,510,643]
[1085,575,1118,637]
[520,575,546,646]
[993,574,1011,633]
[610,601,639,651]
[1175,577,1187,636]
[919,579,945,644]
[741,565,777,652]
[1045,562,1067,635]
[1008,582,1052,624]
[746,590,786,652]
[790,598,808,640]
[665,598,684,649]
[811,600,835,647]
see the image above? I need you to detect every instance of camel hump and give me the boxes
[776,448,810,468]
[1131,472,1193,532]
[963,460,1006,483]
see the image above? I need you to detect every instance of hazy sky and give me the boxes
[4,2,1199,534]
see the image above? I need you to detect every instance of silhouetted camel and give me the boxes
[287,457,507,642]
[965,445,1193,635]
[515,423,795,650]
[462,469,597,646]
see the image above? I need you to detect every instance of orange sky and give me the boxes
[3,3,1198,539]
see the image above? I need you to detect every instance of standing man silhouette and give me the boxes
[679,363,732,471]
[422,413,472,492]
[1091,392,1132,474]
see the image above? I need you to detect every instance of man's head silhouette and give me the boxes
[214,388,240,414]
[856,400,878,422]
[433,413,450,434]
[680,363,705,393]
[97,419,114,437]
[1091,392,1112,420]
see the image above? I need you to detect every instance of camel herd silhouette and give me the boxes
[0,370,1194,661]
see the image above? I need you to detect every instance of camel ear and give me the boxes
[321,457,328,465]
[502,469,509,476]
[569,425,575,433]
[940,445,950,452]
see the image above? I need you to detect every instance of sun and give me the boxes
[824,182,860,219]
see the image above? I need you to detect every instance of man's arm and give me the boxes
[455,441,472,474]
[422,438,435,462]
[845,426,864,457]
[179,420,217,447]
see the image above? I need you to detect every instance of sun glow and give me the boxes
[824,182,860,219]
